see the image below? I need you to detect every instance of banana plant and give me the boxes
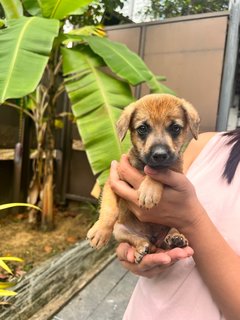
[0,202,40,296]
[0,256,23,297]
[0,0,173,229]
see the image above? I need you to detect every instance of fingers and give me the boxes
[116,243,194,278]
[116,243,171,278]
[116,243,135,263]
[165,246,194,262]
[144,166,191,192]
[110,160,138,203]
[110,157,142,205]
[118,154,144,189]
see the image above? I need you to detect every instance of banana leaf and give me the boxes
[0,282,16,289]
[40,0,93,20]
[62,46,133,185]
[0,289,17,296]
[0,203,41,211]
[22,0,42,16]
[83,35,153,86]
[0,0,23,19]
[83,35,175,94]
[0,16,59,103]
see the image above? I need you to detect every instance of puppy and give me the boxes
[87,94,200,263]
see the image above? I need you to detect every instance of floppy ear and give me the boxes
[116,102,136,141]
[181,99,200,140]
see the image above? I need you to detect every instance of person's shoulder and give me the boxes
[183,132,217,172]
[191,132,218,149]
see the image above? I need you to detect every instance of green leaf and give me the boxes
[0,257,23,262]
[0,260,12,274]
[147,76,175,94]
[0,0,23,19]
[0,256,23,275]
[0,19,6,27]
[22,0,42,16]
[40,0,93,20]
[83,35,153,86]
[83,36,175,94]
[0,289,17,296]
[0,282,16,289]
[62,26,105,45]
[62,46,133,185]
[0,16,59,103]
[0,203,41,211]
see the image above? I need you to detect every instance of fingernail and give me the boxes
[111,160,118,167]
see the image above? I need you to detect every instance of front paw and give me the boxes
[138,179,163,209]
[87,221,112,249]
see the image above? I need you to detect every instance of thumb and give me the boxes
[116,243,135,263]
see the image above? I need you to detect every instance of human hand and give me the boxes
[116,242,194,278]
[110,155,205,232]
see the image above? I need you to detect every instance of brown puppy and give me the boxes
[87,94,200,263]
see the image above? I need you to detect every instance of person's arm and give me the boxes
[142,167,240,320]
[110,133,240,320]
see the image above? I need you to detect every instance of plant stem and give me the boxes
[4,101,34,121]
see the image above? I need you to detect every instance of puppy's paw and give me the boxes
[135,241,151,264]
[138,179,163,209]
[163,233,189,249]
[87,221,112,249]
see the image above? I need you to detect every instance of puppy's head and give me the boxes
[116,94,200,168]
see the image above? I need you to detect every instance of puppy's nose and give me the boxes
[152,150,169,162]
[152,150,169,161]
[148,145,172,167]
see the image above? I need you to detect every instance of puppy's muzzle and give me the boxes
[145,145,176,168]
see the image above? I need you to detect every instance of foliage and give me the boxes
[0,0,172,228]
[0,256,23,297]
[0,203,39,296]
[68,0,126,26]
[0,203,41,211]
[143,0,229,20]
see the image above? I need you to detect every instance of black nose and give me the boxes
[147,145,173,167]
[151,150,169,162]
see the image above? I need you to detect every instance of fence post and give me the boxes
[217,0,240,131]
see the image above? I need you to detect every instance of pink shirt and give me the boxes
[123,133,240,320]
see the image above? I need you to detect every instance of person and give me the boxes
[109,129,240,320]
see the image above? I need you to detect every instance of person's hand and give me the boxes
[110,154,205,232]
[116,242,194,278]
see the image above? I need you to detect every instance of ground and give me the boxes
[0,201,97,278]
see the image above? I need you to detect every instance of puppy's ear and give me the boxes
[181,99,200,140]
[116,102,136,141]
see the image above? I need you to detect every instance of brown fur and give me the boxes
[87,94,200,263]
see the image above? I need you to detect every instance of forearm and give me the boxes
[181,208,240,320]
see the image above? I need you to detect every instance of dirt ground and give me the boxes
[0,201,97,277]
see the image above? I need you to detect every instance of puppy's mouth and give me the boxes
[143,145,178,169]
[147,160,176,169]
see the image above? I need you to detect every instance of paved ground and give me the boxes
[52,259,138,320]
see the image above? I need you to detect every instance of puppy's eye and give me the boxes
[137,124,148,136]
[169,123,182,136]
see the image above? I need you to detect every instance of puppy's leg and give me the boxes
[138,175,163,209]
[87,180,119,249]
[114,223,156,263]
[161,228,189,249]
